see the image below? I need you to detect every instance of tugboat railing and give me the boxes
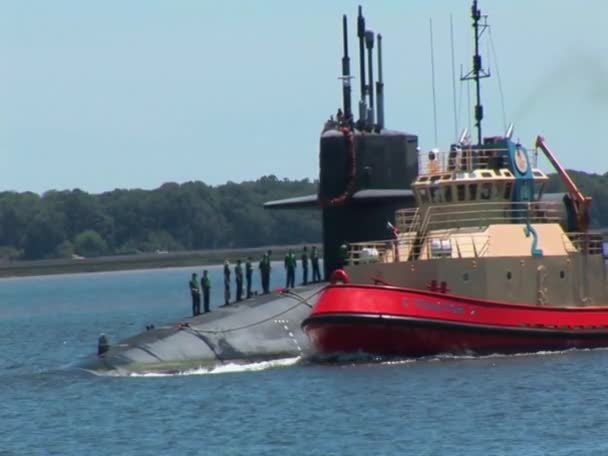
[417,146,538,175]
[395,207,422,235]
[347,232,493,265]
[565,232,606,255]
[396,202,564,235]
[346,229,606,266]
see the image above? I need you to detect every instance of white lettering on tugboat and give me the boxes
[414,298,465,315]
[402,297,466,315]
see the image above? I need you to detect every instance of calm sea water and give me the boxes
[2,264,608,455]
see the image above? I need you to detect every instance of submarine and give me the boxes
[79,7,421,374]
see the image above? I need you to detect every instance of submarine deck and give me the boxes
[78,284,326,374]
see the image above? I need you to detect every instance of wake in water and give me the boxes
[76,346,608,378]
[306,345,608,368]
[88,356,303,378]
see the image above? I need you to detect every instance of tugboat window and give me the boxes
[534,182,545,200]
[463,272,469,281]
[480,183,492,200]
[506,271,512,280]
[560,270,565,279]
[429,185,439,203]
[469,183,478,200]
[504,182,513,200]
[418,188,428,204]
[495,183,504,200]
[443,186,453,202]
[457,184,466,201]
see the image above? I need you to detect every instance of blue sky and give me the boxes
[1,1,606,194]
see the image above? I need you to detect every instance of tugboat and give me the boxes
[302,1,608,357]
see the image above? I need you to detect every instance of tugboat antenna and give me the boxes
[461,0,490,145]
[430,18,438,146]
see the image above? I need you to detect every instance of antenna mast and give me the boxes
[430,18,438,146]
[461,0,490,145]
[357,6,367,125]
[340,15,353,122]
[376,33,385,130]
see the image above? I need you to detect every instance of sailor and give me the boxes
[267,250,273,290]
[245,256,253,298]
[336,108,344,123]
[259,253,268,294]
[201,270,211,313]
[387,222,400,262]
[98,333,110,356]
[301,246,309,285]
[284,249,296,288]
[259,253,270,294]
[235,259,244,302]
[223,260,231,306]
[189,272,201,316]
[311,246,321,282]
[428,148,440,174]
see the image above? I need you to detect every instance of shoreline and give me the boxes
[0,244,318,278]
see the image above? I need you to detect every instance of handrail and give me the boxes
[396,201,564,235]
[417,145,539,175]
[346,230,605,266]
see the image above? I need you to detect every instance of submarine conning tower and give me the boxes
[265,6,419,278]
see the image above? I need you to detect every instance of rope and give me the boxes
[318,127,356,208]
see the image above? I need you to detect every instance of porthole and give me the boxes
[506,271,512,280]
[560,270,565,279]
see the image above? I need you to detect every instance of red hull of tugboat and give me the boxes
[302,284,608,357]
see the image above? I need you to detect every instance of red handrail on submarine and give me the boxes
[318,126,356,208]
[535,135,592,232]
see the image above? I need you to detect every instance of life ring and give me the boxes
[330,269,349,284]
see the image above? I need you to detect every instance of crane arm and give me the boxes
[535,135,591,232]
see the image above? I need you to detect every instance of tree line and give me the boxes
[0,176,321,261]
[0,171,606,261]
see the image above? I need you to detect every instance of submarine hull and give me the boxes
[79,284,324,374]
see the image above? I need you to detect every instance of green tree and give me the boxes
[22,211,66,259]
[73,230,108,257]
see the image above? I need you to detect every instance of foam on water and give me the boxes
[121,356,303,378]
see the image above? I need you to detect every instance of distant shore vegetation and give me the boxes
[0,171,606,262]
[0,176,320,261]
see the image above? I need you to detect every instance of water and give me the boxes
[2,265,608,455]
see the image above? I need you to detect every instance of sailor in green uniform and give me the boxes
[311,246,321,282]
[245,256,253,298]
[259,253,271,294]
[189,272,201,316]
[301,246,309,285]
[235,259,244,302]
[284,250,296,288]
[201,270,211,313]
